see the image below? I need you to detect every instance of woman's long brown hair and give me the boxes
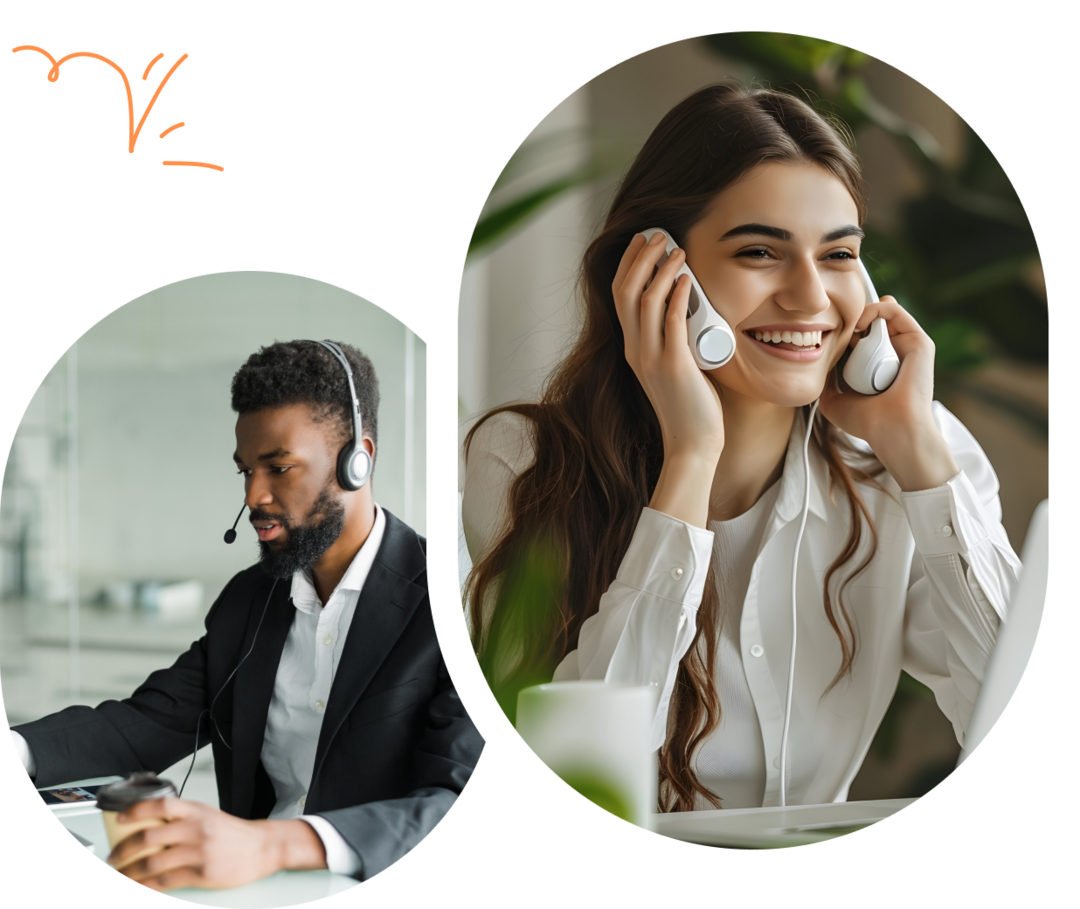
[466,83,886,812]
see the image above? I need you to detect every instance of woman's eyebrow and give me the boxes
[720,223,792,242]
[719,223,866,243]
[821,225,865,242]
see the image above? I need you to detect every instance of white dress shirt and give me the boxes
[12,504,386,877]
[462,405,1021,808]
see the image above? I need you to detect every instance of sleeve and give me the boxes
[300,815,363,877]
[10,574,239,787]
[460,410,541,641]
[10,730,36,779]
[309,663,483,881]
[900,402,1022,746]
[461,411,536,567]
[552,508,714,751]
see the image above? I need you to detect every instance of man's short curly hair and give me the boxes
[231,340,379,458]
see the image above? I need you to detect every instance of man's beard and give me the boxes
[254,487,346,578]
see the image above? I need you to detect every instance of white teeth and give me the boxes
[752,330,824,347]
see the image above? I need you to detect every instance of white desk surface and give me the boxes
[45,777,358,907]
[651,797,917,848]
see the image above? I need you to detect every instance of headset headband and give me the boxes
[314,340,371,490]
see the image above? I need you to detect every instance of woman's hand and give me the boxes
[612,232,724,527]
[818,296,958,491]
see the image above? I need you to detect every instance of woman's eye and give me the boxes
[825,249,856,260]
[736,247,772,259]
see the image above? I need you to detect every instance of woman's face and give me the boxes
[683,161,865,408]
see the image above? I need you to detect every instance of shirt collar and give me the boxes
[288,504,387,614]
[774,413,832,524]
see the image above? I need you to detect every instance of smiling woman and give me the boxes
[460,82,1020,823]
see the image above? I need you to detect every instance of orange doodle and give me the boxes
[12,46,223,171]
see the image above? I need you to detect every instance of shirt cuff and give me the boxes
[614,507,715,607]
[10,731,36,779]
[301,815,363,877]
[901,471,990,556]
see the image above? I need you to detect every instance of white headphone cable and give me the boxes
[778,398,819,808]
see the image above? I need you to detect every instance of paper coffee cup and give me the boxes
[516,681,658,828]
[97,772,177,869]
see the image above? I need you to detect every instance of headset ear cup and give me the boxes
[350,448,372,489]
[337,442,371,491]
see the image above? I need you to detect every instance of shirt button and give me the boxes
[671,567,684,580]
[299,795,306,807]
[314,700,325,712]
[750,644,764,658]
[322,635,333,645]
[941,525,953,536]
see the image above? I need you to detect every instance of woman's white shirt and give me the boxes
[462,404,1021,808]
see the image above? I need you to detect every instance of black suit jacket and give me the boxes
[15,510,483,880]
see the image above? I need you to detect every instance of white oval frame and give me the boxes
[423,1,1071,876]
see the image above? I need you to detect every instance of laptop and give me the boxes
[957,498,1048,762]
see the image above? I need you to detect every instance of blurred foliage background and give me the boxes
[460,32,1047,802]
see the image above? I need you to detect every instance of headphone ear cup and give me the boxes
[349,448,372,489]
[337,442,372,491]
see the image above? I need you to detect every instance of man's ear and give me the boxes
[360,436,375,462]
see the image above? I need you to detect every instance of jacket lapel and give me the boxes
[229,575,295,818]
[312,510,427,779]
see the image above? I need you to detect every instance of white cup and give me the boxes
[516,681,658,828]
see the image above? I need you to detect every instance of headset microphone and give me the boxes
[223,504,246,544]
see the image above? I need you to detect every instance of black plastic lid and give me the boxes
[96,772,177,811]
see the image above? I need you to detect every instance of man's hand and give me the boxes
[107,798,327,891]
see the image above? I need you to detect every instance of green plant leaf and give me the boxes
[561,770,635,823]
[469,173,587,258]
[927,318,989,372]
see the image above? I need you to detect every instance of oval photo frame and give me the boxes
[427,1,1071,876]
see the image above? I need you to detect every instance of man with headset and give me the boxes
[10,340,483,889]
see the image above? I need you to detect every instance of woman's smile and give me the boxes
[743,323,835,361]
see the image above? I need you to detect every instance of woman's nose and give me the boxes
[776,258,831,314]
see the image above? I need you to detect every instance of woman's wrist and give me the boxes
[649,450,721,528]
[874,421,959,492]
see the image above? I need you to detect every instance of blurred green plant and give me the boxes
[477,534,565,723]
[561,769,635,823]
[468,32,1046,436]
[468,125,635,259]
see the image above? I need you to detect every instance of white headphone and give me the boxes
[640,228,737,370]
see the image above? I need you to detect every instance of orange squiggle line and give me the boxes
[132,54,186,151]
[12,46,187,154]
[163,160,223,171]
[13,47,135,151]
[159,121,184,138]
[142,53,163,80]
